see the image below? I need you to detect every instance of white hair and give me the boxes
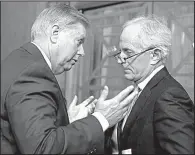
[122,15,172,64]
[31,4,90,41]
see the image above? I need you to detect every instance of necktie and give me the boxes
[117,86,141,155]
[117,119,123,155]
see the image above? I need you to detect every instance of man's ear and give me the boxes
[150,49,162,65]
[50,25,60,44]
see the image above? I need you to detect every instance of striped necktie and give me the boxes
[117,86,141,155]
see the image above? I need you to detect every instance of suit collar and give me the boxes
[138,65,164,91]
[31,42,52,70]
[146,67,170,90]
[21,42,45,63]
[20,42,54,72]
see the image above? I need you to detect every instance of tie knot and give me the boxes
[138,86,142,92]
[132,82,141,93]
[135,85,141,94]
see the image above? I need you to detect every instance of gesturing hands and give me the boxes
[68,96,97,123]
[94,85,138,128]
[68,85,138,127]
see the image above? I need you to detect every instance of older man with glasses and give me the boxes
[105,15,194,154]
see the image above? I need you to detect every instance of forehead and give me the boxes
[75,23,86,36]
[65,23,86,38]
[120,24,141,48]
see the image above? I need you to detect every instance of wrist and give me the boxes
[92,112,109,132]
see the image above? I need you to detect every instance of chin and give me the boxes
[54,70,64,75]
[125,74,132,80]
[63,65,73,71]
[65,68,72,71]
[53,67,67,75]
[124,74,134,80]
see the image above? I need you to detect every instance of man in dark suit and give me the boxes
[105,15,194,154]
[1,4,138,154]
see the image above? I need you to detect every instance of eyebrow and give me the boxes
[121,47,135,54]
[121,47,130,51]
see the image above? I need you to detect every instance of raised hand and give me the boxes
[94,85,138,128]
[68,96,97,123]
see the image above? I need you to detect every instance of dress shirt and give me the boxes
[112,65,165,154]
[31,42,109,132]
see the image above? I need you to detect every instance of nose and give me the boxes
[117,52,125,64]
[77,45,85,57]
[117,58,123,64]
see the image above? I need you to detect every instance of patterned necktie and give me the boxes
[117,86,141,155]
[117,119,123,155]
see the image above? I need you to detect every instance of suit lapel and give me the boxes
[122,67,169,137]
[123,86,151,134]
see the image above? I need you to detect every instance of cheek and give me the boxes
[136,59,150,73]
[65,44,78,60]
[128,58,149,73]
[57,44,71,62]
[56,45,66,62]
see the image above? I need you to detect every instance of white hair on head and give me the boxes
[122,14,172,64]
[31,4,90,41]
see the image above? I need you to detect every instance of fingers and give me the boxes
[118,107,129,122]
[69,95,78,108]
[98,86,109,103]
[85,98,97,107]
[121,110,128,120]
[110,99,120,109]
[86,101,95,109]
[120,89,139,107]
[86,99,97,113]
[90,99,98,107]
[87,105,94,114]
[82,96,94,107]
[114,85,134,102]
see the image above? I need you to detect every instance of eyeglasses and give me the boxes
[107,46,157,63]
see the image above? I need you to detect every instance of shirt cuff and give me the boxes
[92,112,109,132]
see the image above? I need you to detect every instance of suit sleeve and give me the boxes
[154,87,194,154]
[5,63,104,154]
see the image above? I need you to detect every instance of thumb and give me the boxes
[69,95,78,108]
[98,86,109,103]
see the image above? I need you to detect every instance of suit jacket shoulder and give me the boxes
[153,70,194,154]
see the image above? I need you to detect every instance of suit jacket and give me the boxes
[105,67,194,154]
[1,43,104,154]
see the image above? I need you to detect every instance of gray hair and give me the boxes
[122,15,172,64]
[31,4,90,41]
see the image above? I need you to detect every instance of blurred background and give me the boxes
[1,1,194,105]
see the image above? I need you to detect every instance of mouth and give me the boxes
[124,68,134,75]
[124,69,132,73]
[67,59,77,63]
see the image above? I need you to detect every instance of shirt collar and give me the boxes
[31,42,52,70]
[138,65,164,91]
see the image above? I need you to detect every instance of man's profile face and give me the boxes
[119,25,152,83]
[51,23,86,75]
